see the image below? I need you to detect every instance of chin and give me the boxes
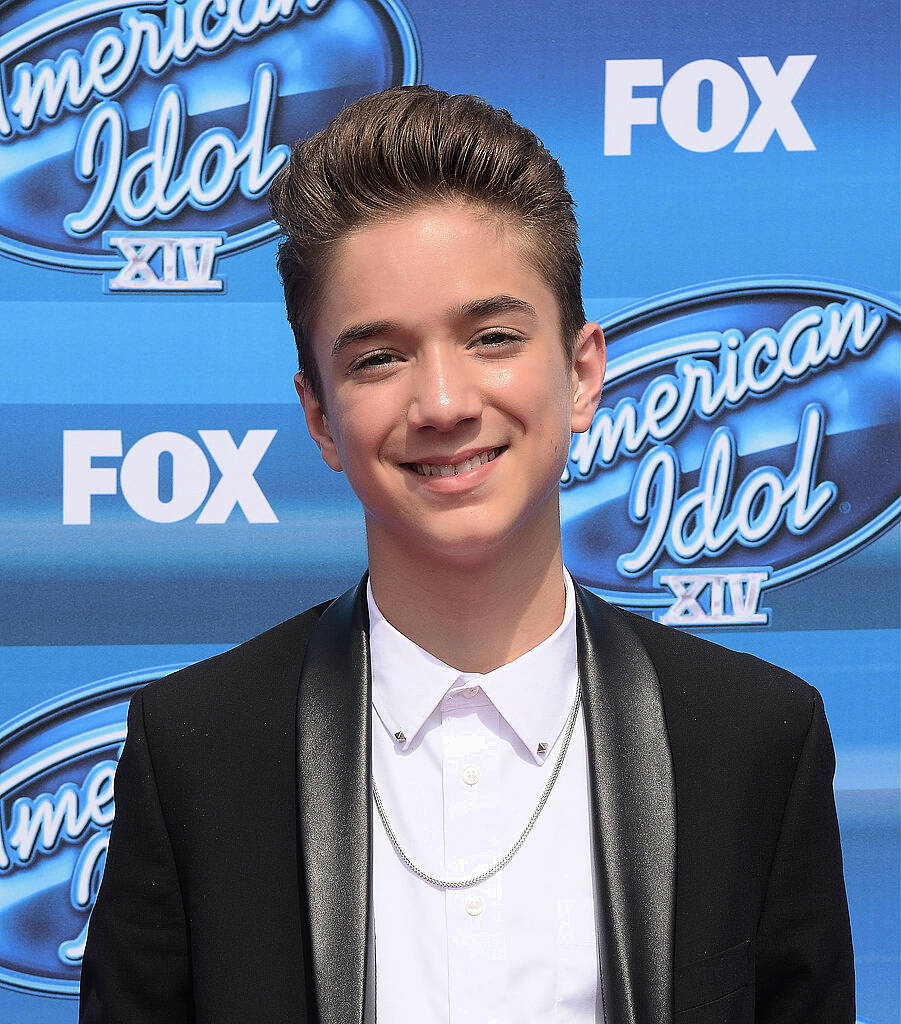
[412,520,527,566]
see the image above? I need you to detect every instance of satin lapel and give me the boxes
[574,584,675,1024]
[297,576,371,1024]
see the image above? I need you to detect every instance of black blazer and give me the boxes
[80,577,854,1023]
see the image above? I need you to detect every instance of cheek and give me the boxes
[330,399,391,465]
[518,372,573,428]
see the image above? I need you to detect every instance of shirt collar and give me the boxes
[368,571,578,765]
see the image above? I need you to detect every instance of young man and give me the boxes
[80,87,854,1023]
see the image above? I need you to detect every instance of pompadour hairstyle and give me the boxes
[268,85,586,401]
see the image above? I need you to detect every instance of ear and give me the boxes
[570,322,606,433]
[294,371,343,473]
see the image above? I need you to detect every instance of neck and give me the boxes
[367,530,567,674]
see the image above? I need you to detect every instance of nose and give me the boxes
[408,346,483,431]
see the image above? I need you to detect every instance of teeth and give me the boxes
[411,448,501,477]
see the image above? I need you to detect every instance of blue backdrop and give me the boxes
[1,0,898,1020]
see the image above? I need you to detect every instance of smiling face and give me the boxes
[296,200,605,572]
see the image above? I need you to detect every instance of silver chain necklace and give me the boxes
[372,679,582,890]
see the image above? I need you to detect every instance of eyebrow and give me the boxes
[455,294,539,322]
[330,294,539,357]
[331,320,397,357]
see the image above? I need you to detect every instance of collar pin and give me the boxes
[537,741,548,755]
[394,730,406,744]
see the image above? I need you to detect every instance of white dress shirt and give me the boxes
[368,571,601,1023]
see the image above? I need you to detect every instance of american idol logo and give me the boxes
[0,666,184,995]
[0,0,420,290]
[562,280,900,626]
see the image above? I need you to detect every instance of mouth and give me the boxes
[404,446,506,478]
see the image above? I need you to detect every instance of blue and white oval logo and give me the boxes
[0,666,184,995]
[0,0,420,289]
[562,279,900,625]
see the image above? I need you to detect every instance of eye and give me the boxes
[350,349,400,373]
[474,330,521,349]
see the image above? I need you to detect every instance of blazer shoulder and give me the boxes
[137,599,332,729]
[590,591,817,728]
[586,596,828,801]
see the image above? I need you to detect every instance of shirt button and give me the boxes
[461,765,480,786]
[462,686,479,699]
[464,895,485,917]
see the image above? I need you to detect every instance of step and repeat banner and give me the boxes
[1,0,898,1020]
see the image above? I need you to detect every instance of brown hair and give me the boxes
[268,85,586,401]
